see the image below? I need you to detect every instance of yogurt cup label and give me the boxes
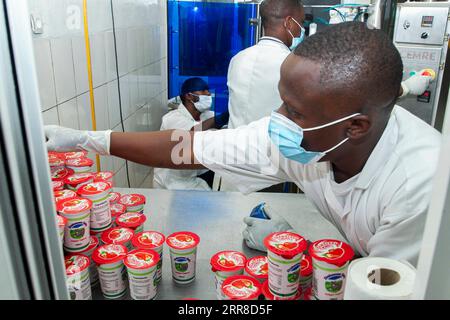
[170,251,197,284]
[52,181,64,191]
[66,157,93,167]
[65,254,90,276]
[213,251,246,271]
[54,189,77,204]
[108,192,121,204]
[57,198,92,215]
[63,151,87,160]
[94,171,114,182]
[167,233,198,250]
[246,256,269,278]
[51,168,73,181]
[119,194,145,206]
[78,181,111,195]
[133,231,165,249]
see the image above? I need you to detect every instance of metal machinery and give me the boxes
[393,1,450,130]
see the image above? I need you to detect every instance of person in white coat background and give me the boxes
[153,77,216,190]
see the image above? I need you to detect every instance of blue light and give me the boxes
[193,6,198,12]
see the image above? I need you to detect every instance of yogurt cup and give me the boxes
[51,167,74,181]
[166,231,200,285]
[57,197,92,252]
[77,181,112,233]
[80,236,100,287]
[48,151,64,161]
[92,244,128,299]
[245,256,269,283]
[261,280,303,300]
[309,239,354,300]
[101,227,134,251]
[116,212,147,233]
[64,173,94,191]
[119,194,146,214]
[65,157,94,173]
[108,192,121,205]
[52,180,64,191]
[54,189,77,204]
[57,215,67,245]
[299,254,313,292]
[94,171,114,185]
[49,157,65,171]
[221,275,262,300]
[62,151,88,160]
[65,254,92,300]
[110,203,126,227]
[264,232,307,300]
[132,231,165,284]
[210,251,247,300]
[124,249,160,300]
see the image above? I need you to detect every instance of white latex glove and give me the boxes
[242,204,294,252]
[400,72,432,97]
[45,125,112,155]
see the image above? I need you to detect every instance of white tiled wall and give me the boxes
[29,0,168,188]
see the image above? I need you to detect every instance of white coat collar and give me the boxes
[259,36,290,51]
[177,102,195,120]
[353,107,399,190]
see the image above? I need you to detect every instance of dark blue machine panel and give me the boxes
[168,0,258,115]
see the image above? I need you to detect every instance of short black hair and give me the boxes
[294,22,403,112]
[260,0,303,29]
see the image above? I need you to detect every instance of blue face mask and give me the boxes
[268,111,361,164]
[286,17,305,51]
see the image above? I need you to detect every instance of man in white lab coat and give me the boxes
[153,77,216,190]
[45,22,441,266]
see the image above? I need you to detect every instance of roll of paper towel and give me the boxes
[344,257,416,300]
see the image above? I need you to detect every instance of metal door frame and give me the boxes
[0,0,68,299]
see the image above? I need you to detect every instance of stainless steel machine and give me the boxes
[393,1,450,129]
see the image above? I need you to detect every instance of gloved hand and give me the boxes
[45,125,112,155]
[214,110,230,129]
[400,72,432,97]
[242,204,294,252]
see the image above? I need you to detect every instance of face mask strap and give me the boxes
[323,137,349,154]
[303,113,361,132]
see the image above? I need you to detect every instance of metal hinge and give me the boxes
[445,34,449,42]
[440,63,445,70]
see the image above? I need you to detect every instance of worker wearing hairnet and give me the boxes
[221,0,431,192]
[45,22,441,266]
[153,77,216,190]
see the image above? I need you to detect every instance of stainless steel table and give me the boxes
[93,188,345,300]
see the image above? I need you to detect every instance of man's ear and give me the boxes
[283,16,292,29]
[346,115,371,139]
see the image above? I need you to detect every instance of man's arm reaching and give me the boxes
[45,125,205,170]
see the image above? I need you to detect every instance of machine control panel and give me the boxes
[395,6,449,45]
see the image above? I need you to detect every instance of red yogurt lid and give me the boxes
[116,212,147,229]
[62,151,88,160]
[119,194,146,207]
[65,254,90,275]
[210,251,247,273]
[132,231,165,250]
[101,227,134,245]
[49,157,65,167]
[166,231,200,250]
[65,157,93,167]
[54,189,78,204]
[52,180,64,191]
[308,239,355,267]
[81,236,99,253]
[92,244,127,265]
[301,254,313,276]
[56,197,93,215]
[94,171,114,182]
[124,249,160,270]
[264,232,307,259]
[108,192,121,204]
[245,256,269,279]
[110,203,126,217]
[51,167,74,181]
[77,181,111,196]
[48,152,64,160]
[64,173,94,186]
[221,275,262,300]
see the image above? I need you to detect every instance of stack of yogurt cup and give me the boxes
[124,249,160,300]
[116,212,147,233]
[77,181,112,237]
[80,236,100,287]
[210,250,247,300]
[308,239,354,300]
[65,254,92,300]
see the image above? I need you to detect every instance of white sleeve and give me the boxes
[193,117,290,194]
